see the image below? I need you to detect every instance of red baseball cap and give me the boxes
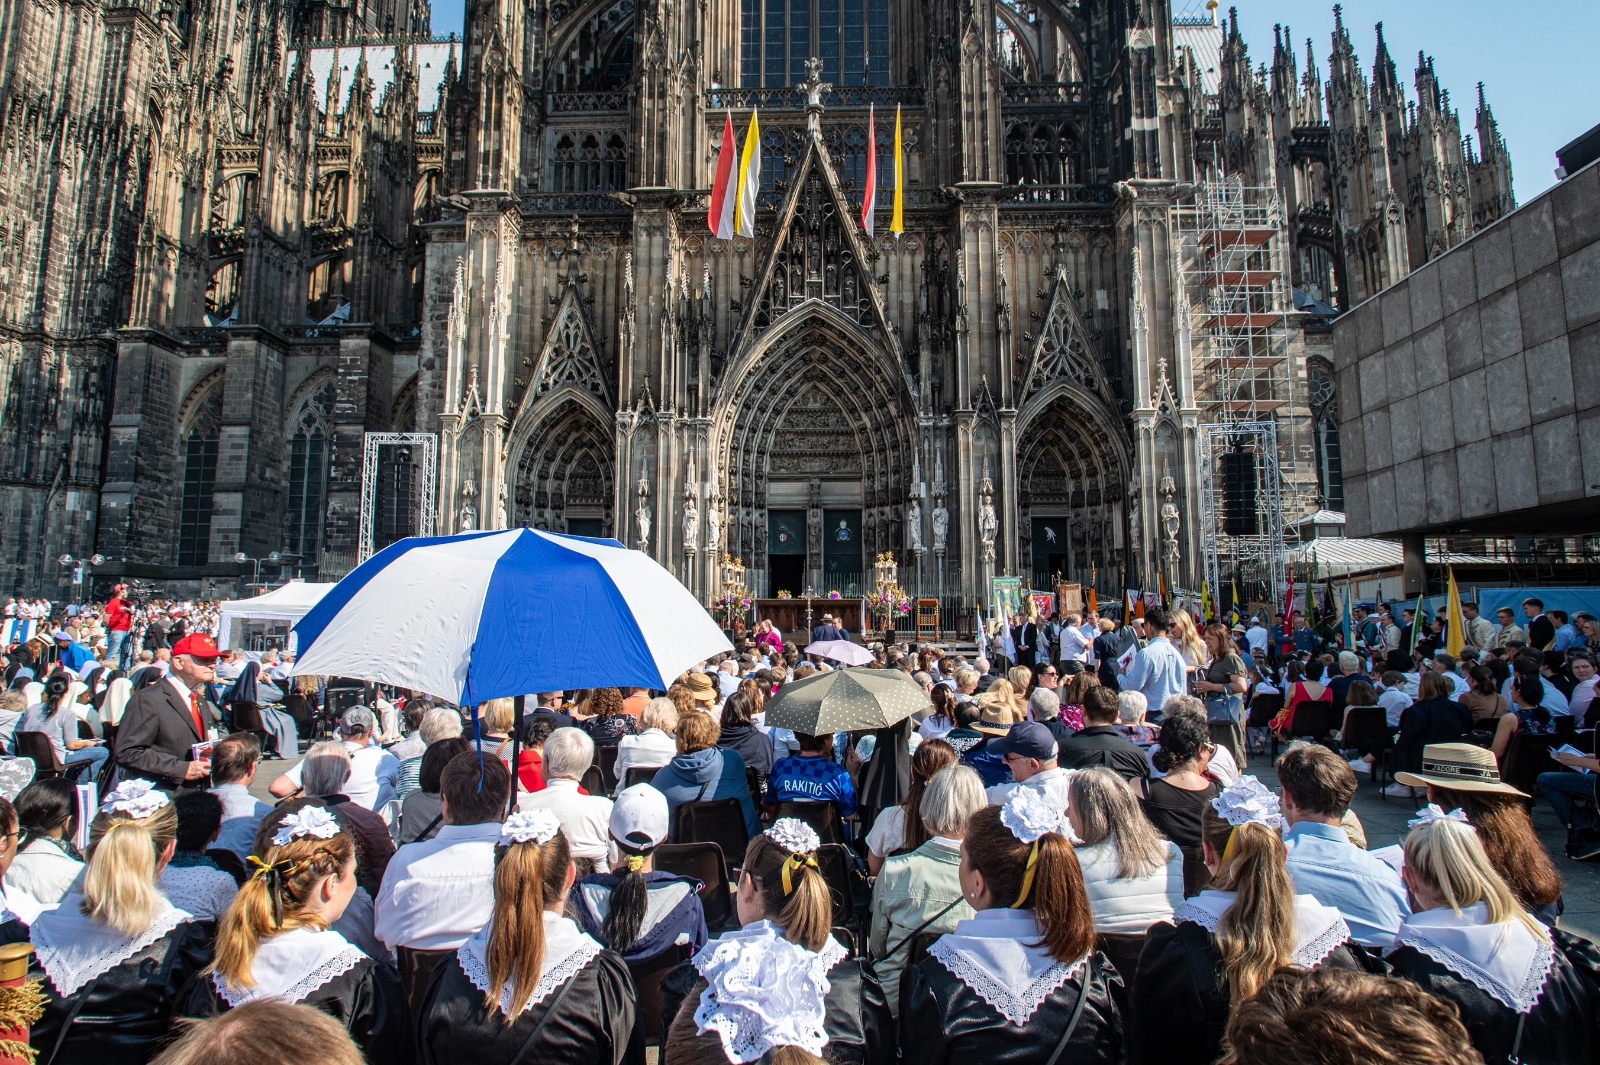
[171,634,221,661]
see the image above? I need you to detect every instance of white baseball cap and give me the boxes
[610,784,670,851]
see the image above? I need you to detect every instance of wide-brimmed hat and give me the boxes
[1394,742,1528,797]
[974,704,1016,736]
[685,672,718,704]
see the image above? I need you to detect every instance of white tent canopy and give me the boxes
[217,581,335,651]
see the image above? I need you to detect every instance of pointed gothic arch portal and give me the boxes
[511,401,616,536]
[715,311,916,596]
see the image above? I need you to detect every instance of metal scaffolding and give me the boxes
[359,433,439,562]
[1176,181,1295,606]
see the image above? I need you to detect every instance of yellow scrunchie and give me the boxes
[1011,841,1041,908]
[625,854,646,873]
[780,851,819,895]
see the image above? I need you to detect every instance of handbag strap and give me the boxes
[1043,956,1095,1065]
[877,896,965,963]
[507,963,584,1065]
[415,813,446,842]
[1507,1010,1527,1065]
[41,973,98,1065]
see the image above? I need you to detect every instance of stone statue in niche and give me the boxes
[932,501,949,553]
[906,496,923,551]
[978,465,998,563]
[458,480,478,532]
[635,474,651,550]
[682,491,699,555]
[706,507,722,553]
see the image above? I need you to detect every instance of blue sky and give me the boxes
[1215,1,1598,201]
[429,1,1594,202]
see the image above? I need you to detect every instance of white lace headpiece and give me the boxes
[693,924,834,1063]
[1408,804,1474,831]
[765,818,821,855]
[100,780,170,820]
[1210,775,1282,830]
[999,787,1064,844]
[271,806,341,846]
[501,808,562,847]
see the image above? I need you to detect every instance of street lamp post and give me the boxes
[234,553,263,594]
[58,554,105,608]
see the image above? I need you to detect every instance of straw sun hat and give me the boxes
[1393,741,1528,797]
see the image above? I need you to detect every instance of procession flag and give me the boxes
[1342,576,1355,653]
[890,105,905,237]
[707,111,738,239]
[1283,566,1296,637]
[1409,589,1426,654]
[861,105,877,238]
[1088,567,1097,616]
[1202,581,1214,627]
[1230,579,1241,625]
[733,109,762,239]
[1445,567,1466,658]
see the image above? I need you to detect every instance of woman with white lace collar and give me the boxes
[1386,807,1592,1065]
[898,789,1124,1065]
[1128,776,1364,1065]
[417,807,635,1065]
[177,805,409,1062]
[27,781,214,1065]
[664,819,892,1065]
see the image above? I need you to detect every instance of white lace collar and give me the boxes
[1174,890,1351,968]
[212,926,366,1006]
[927,909,1086,1026]
[31,893,191,995]
[691,920,848,1064]
[1394,902,1555,1013]
[458,911,602,1016]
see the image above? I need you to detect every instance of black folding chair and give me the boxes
[1272,700,1336,759]
[13,732,63,780]
[1501,732,1560,796]
[579,764,606,796]
[1338,705,1395,787]
[597,745,620,793]
[629,942,692,1046]
[671,799,751,873]
[773,800,847,845]
[655,841,736,932]
[815,842,859,933]
[397,947,455,1018]
[625,765,663,789]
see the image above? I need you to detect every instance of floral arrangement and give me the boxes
[712,591,754,628]
[866,587,913,620]
[775,590,793,599]
[827,590,842,600]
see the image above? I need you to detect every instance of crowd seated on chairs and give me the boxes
[9,604,1600,1065]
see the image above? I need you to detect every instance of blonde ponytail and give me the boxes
[82,803,179,935]
[210,831,355,991]
[487,831,572,1021]
[1404,815,1543,937]
[1201,807,1298,1005]
[740,832,832,953]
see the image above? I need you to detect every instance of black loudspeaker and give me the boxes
[1222,448,1260,536]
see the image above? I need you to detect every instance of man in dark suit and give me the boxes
[811,613,843,645]
[1014,616,1039,669]
[115,632,223,789]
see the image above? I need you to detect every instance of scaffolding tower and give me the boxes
[1175,180,1294,606]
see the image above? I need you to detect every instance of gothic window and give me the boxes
[209,174,256,230]
[740,0,890,88]
[1309,365,1344,513]
[206,261,240,325]
[307,256,352,324]
[177,380,222,567]
[286,382,337,562]
[549,0,635,91]
[1004,120,1082,186]
[313,171,349,225]
[551,133,627,192]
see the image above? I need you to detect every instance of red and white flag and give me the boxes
[861,104,877,238]
[707,111,738,240]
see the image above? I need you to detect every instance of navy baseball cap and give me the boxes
[991,721,1058,762]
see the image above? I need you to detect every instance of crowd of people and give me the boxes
[0,588,1597,1064]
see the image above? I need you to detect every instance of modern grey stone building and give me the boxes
[1334,153,1599,564]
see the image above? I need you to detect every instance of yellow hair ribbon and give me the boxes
[1220,826,1241,867]
[1011,841,1040,908]
[625,854,646,873]
[779,851,819,895]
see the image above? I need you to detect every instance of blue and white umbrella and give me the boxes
[291,528,732,705]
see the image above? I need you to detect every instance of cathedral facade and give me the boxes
[0,0,1514,604]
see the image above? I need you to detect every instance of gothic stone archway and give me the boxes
[510,399,615,536]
